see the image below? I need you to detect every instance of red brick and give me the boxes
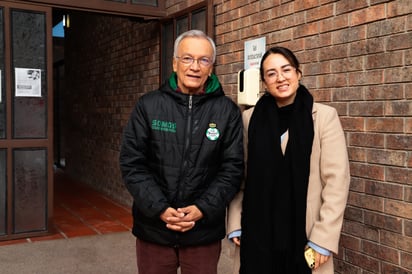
[401,251,412,270]
[334,25,367,44]
[311,88,332,102]
[258,0,282,10]
[385,101,412,116]
[336,0,369,15]
[367,17,406,38]
[319,44,348,61]
[384,199,412,219]
[344,206,363,222]
[319,13,349,33]
[306,3,334,22]
[350,4,386,26]
[388,0,412,17]
[365,84,404,100]
[364,211,403,233]
[346,249,380,272]
[348,147,367,162]
[367,149,407,166]
[342,220,379,242]
[386,166,412,185]
[319,73,348,88]
[294,0,320,11]
[332,87,363,101]
[382,263,411,274]
[366,52,403,69]
[385,66,412,84]
[387,135,412,150]
[350,38,385,56]
[294,21,319,38]
[350,162,384,181]
[366,118,404,133]
[387,33,412,51]
[406,220,412,237]
[381,230,412,252]
[334,259,362,274]
[340,117,365,131]
[365,181,403,200]
[363,240,400,265]
[349,177,366,192]
[331,56,363,73]
[349,132,384,148]
[347,192,383,212]
[340,233,361,251]
[407,118,412,134]
[349,102,384,116]
[406,187,412,203]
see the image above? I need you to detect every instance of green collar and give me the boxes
[169,72,220,94]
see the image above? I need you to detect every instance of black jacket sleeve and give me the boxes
[119,100,170,218]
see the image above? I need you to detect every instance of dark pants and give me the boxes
[135,238,221,274]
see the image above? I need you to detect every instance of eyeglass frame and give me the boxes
[174,55,213,67]
[263,64,298,83]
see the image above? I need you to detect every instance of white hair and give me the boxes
[173,29,216,63]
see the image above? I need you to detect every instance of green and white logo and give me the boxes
[206,123,220,141]
[151,119,176,133]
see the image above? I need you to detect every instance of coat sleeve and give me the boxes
[227,107,254,234]
[307,105,350,254]
[119,101,170,219]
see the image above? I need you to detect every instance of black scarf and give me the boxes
[240,85,314,274]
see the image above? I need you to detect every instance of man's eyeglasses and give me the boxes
[264,66,296,83]
[175,56,213,67]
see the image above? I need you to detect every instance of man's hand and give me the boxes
[160,206,203,232]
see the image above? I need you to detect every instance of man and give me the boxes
[119,29,244,274]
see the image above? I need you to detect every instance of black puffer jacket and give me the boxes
[119,73,244,247]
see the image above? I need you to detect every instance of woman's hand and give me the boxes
[232,236,241,246]
[313,251,330,270]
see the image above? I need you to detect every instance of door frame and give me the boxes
[0,1,53,241]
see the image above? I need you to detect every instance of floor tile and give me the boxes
[0,170,133,246]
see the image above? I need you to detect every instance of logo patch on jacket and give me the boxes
[206,123,220,141]
[151,120,176,133]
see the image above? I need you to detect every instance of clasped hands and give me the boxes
[160,205,203,232]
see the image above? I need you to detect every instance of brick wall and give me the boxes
[214,0,411,273]
[64,11,160,205]
[63,1,411,272]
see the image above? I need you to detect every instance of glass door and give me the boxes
[0,2,53,241]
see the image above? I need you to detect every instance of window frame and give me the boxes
[160,0,214,83]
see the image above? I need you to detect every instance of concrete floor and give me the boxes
[0,232,236,274]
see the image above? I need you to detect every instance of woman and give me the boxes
[227,46,350,273]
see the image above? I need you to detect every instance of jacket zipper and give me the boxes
[178,95,193,202]
[182,95,193,177]
[174,95,193,247]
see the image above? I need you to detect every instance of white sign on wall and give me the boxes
[15,68,41,97]
[244,37,266,70]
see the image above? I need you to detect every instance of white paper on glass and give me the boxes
[15,68,41,97]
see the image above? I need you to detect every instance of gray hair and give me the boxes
[173,29,216,63]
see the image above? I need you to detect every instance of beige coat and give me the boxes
[227,103,350,274]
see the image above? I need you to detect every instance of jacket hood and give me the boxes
[168,72,221,94]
